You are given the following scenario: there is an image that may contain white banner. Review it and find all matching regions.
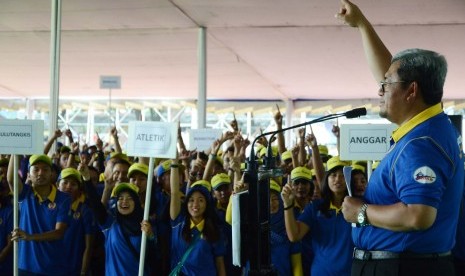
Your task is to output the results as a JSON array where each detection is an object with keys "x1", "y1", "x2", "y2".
[
  {"x1": 340, "y1": 123, "x2": 396, "y2": 160},
  {"x1": 0, "y1": 120, "x2": 44, "y2": 154},
  {"x1": 188, "y1": 128, "x2": 222, "y2": 151},
  {"x1": 126, "y1": 121, "x2": 177, "y2": 158}
]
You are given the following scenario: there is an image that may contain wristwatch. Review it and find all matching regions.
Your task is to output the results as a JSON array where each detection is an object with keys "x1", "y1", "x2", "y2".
[{"x1": 357, "y1": 203, "x2": 370, "y2": 226}]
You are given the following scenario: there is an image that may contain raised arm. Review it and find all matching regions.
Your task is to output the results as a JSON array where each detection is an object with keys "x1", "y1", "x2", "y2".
[
  {"x1": 306, "y1": 134, "x2": 325, "y2": 188},
  {"x1": 203, "y1": 131, "x2": 234, "y2": 181},
  {"x1": 281, "y1": 183, "x2": 310, "y2": 242},
  {"x1": 110, "y1": 126, "x2": 122, "y2": 154},
  {"x1": 297, "y1": 128, "x2": 306, "y2": 167},
  {"x1": 274, "y1": 108, "x2": 287, "y2": 155},
  {"x1": 64, "y1": 129, "x2": 74, "y2": 144},
  {"x1": 79, "y1": 162, "x2": 108, "y2": 225},
  {"x1": 177, "y1": 121, "x2": 187, "y2": 154},
  {"x1": 66, "y1": 142, "x2": 80, "y2": 168},
  {"x1": 44, "y1": 129, "x2": 62, "y2": 155},
  {"x1": 336, "y1": 0, "x2": 392, "y2": 81}
]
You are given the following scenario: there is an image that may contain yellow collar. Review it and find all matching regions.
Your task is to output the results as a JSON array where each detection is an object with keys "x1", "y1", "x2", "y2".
[
  {"x1": 71, "y1": 194, "x2": 86, "y2": 212},
  {"x1": 392, "y1": 103, "x2": 442, "y2": 143},
  {"x1": 216, "y1": 200, "x2": 226, "y2": 211},
  {"x1": 34, "y1": 185, "x2": 57, "y2": 203},
  {"x1": 190, "y1": 219, "x2": 205, "y2": 232},
  {"x1": 329, "y1": 201, "x2": 342, "y2": 214}
]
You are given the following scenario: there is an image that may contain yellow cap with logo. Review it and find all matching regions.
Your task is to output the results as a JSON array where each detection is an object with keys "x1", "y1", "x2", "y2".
[
  {"x1": 291, "y1": 166, "x2": 312, "y2": 181},
  {"x1": 211, "y1": 173, "x2": 231, "y2": 190}
]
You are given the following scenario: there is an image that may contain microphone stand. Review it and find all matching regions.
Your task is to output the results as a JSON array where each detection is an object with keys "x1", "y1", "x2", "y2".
[{"x1": 243, "y1": 108, "x2": 366, "y2": 275}]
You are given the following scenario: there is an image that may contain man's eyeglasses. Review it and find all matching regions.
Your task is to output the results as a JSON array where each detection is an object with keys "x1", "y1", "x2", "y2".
[{"x1": 379, "y1": 80, "x2": 406, "y2": 93}]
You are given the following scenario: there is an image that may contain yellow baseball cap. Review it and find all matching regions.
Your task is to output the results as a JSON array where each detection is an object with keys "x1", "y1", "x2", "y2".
[
  {"x1": 110, "y1": 152, "x2": 130, "y2": 163},
  {"x1": 60, "y1": 168, "x2": 82, "y2": 184},
  {"x1": 326, "y1": 156, "x2": 350, "y2": 171},
  {"x1": 211, "y1": 173, "x2": 231, "y2": 190},
  {"x1": 128, "y1": 163, "x2": 149, "y2": 178},
  {"x1": 352, "y1": 160, "x2": 367, "y2": 167},
  {"x1": 59, "y1": 146, "x2": 71, "y2": 154},
  {"x1": 111, "y1": 182, "x2": 139, "y2": 197},
  {"x1": 291, "y1": 166, "x2": 312, "y2": 182},
  {"x1": 29, "y1": 154, "x2": 52, "y2": 167},
  {"x1": 372, "y1": 161, "x2": 380, "y2": 170},
  {"x1": 318, "y1": 145, "x2": 329, "y2": 156},
  {"x1": 351, "y1": 164, "x2": 366, "y2": 174},
  {"x1": 259, "y1": 146, "x2": 278, "y2": 157},
  {"x1": 281, "y1": 150, "x2": 292, "y2": 161},
  {"x1": 270, "y1": 179, "x2": 281, "y2": 193},
  {"x1": 190, "y1": 179, "x2": 212, "y2": 192},
  {"x1": 156, "y1": 160, "x2": 185, "y2": 177}
]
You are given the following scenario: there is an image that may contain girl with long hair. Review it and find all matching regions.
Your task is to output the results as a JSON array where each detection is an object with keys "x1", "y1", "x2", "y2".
[
  {"x1": 169, "y1": 157, "x2": 226, "y2": 275},
  {"x1": 281, "y1": 156, "x2": 354, "y2": 275}
]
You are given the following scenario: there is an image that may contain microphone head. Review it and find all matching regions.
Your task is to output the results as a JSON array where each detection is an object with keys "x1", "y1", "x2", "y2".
[{"x1": 345, "y1": 107, "x2": 367, "y2": 119}]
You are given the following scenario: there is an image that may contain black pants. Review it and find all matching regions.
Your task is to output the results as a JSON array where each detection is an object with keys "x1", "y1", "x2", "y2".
[
  {"x1": 352, "y1": 256, "x2": 455, "y2": 276},
  {"x1": 454, "y1": 257, "x2": 465, "y2": 276}
]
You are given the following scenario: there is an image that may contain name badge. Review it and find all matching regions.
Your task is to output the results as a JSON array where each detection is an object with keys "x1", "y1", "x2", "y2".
[{"x1": 48, "y1": 202, "x2": 56, "y2": 210}]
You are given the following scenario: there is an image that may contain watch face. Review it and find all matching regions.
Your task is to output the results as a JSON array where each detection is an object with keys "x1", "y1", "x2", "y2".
[{"x1": 357, "y1": 213, "x2": 365, "y2": 224}]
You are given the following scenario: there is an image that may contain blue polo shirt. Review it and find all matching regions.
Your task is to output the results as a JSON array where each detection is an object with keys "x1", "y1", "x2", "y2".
[
  {"x1": 0, "y1": 199, "x2": 13, "y2": 276},
  {"x1": 298, "y1": 199, "x2": 353, "y2": 276},
  {"x1": 270, "y1": 214, "x2": 301, "y2": 276},
  {"x1": 101, "y1": 216, "x2": 150, "y2": 276},
  {"x1": 63, "y1": 195, "x2": 98, "y2": 275},
  {"x1": 171, "y1": 213, "x2": 226, "y2": 275},
  {"x1": 294, "y1": 203, "x2": 313, "y2": 276},
  {"x1": 353, "y1": 104, "x2": 464, "y2": 253},
  {"x1": 18, "y1": 184, "x2": 71, "y2": 275}
]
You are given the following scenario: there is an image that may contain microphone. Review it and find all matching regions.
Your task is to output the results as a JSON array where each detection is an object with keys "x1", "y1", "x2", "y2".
[
  {"x1": 344, "y1": 107, "x2": 367, "y2": 119},
  {"x1": 247, "y1": 107, "x2": 368, "y2": 170}
]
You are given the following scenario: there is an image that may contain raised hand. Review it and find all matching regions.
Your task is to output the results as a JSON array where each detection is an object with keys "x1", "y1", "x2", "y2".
[
  {"x1": 305, "y1": 133, "x2": 318, "y2": 148},
  {"x1": 77, "y1": 161, "x2": 90, "y2": 181},
  {"x1": 335, "y1": 0, "x2": 367, "y2": 28},
  {"x1": 53, "y1": 129, "x2": 63, "y2": 139},
  {"x1": 230, "y1": 113, "x2": 239, "y2": 133},
  {"x1": 274, "y1": 108, "x2": 283, "y2": 126},
  {"x1": 281, "y1": 183, "x2": 296, "y2": 207}
]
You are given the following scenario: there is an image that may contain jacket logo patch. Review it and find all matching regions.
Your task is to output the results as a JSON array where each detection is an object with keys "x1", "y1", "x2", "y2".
[{"x1": 413, "y1": 166, "x2": 436, "y2": 184}]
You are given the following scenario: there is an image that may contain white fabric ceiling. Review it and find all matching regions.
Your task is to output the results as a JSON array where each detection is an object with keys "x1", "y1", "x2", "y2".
[{"x1": 1, "y1": 0, "x2": 465, "y2": 101}]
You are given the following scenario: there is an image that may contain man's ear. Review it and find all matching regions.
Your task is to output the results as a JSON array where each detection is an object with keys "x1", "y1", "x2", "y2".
[{"x1": 405, "y1": 81, "x2": 419, "y2": 103}]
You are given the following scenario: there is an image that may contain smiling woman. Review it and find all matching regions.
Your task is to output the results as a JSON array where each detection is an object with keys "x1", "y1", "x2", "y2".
[
  {"x1": 85, "y1": 181, "x2": 156, "y2": 276},
  {"x1": 169, "y1": 158, "x2": 227, "y2": 276}
]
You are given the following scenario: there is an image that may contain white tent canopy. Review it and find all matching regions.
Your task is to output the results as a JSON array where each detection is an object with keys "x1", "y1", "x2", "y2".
[{"x1": 1, "y1": 0, "x2": 465, "y2": 102}]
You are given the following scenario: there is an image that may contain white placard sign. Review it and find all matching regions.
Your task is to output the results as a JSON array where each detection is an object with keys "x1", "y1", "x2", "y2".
[
  {"x1": 188, "y1": 128, "x2": 222, "y2": 151},
  {"x1": 340, "y1": 124, "x2": 396, "y2": 160},
  {"x1": 126, "y1": 121, "x2": 177, "y2": 158},
  {"x1": 100, "y1": 75, "x2": 121, "y2": 89},
  {"x1": 0, "y1": 120, "x2": 44, "y2": 154}
]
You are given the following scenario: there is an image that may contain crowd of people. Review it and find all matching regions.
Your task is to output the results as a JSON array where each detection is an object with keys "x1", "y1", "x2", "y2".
[{"x1": 0, "y1": 0, "x2": 464, "y2": 275}]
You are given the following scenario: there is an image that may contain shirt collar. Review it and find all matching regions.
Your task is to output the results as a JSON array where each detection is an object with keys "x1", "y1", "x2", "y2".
[
  {"x1": 71, "y1": 194, "x2": 86, "y2": 212},
  {"x1": 391, "y1": 103, "x2": 442, "y2": 143},
  {"x1": 190, "y1": 219, "x2": 205, "y2": 232},
  {"x1": 34, "y1": 185, "x2": 57, "y2": 203},
  {"x1": 329, "y1": 201, "x2": 342, "y2": 214},
  {"x1": 216, "y1": 200, "x2": 226, "y2": 211}
]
